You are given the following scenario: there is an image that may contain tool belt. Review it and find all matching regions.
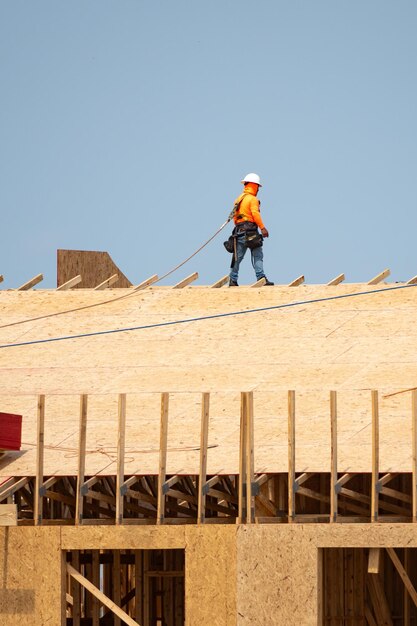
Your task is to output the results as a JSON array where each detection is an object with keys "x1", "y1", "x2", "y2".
[{"x1": 224, "y1": 222, "x2": 263, "y2": 255}]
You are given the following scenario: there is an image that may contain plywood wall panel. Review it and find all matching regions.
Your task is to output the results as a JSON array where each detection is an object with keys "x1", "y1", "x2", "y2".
[
  {"x1": 185, "y1": 525, "x2": 237, "y2": 626},
  {"x1": 0, "y1": 527, "x2": 62, "y2": 626},
  {"x1": 57, "y1": 249, "x2": 132, "y2": 288}
]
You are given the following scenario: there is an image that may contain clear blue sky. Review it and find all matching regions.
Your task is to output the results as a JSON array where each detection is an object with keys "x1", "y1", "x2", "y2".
[{"x1": 1, "y1": 1, "x2": 416, "y2": 287}]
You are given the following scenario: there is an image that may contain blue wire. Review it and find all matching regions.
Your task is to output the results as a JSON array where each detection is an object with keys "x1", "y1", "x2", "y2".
[{"x1": 1, "y1": 282, "x2": 416, "y2": 349}]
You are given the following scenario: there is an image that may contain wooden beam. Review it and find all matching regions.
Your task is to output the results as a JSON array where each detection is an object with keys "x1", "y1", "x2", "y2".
[
  {"x1": 0, "y1": 275, "x2": 3, "y2": 284},
  {"x1": 116, "y1": 394, "x2": 127, "y2": 525},
  {"x1": 412, "y1": 390, "x2": 417, "y2": 522},
  {"x1": 132, "y1": 274, "x2": 158, "y2": 291},
  {"x1": 386, "y1": 548, "x2": 417, "y2": 608},
  {"x1": 211, "y1": 275, "x2": 229, "y2": 288},
  {"x1": 251, "y1": 277, "x2": 266, "y2": 287},
  {"x1": 406, "y1": 275, "x2": 417, "y2": 285},
  {"x1": 197, "y1": 393, "x2": 210, "y2": 524},
  {"x1": 75, "y1": 394, "x2": 88, "y2": 525},
  {"x1": 367, "y1": 269, "x2": 390, "y2": 285},
  {"x1": 0, "y1": 504, "x2": 17, "y2": 526},
  {"x1": 246, "y1": 391, "x2": 255, "y2": 523},
  {"x1": 157, "y1": 393, "x2": 169, "y2": 524},
  {"x1": 34, "y1": 394, "x2": 45, "y2": 526},
  {"x1": 327, "y1": 273, "x2": 345, "y2": 286},
  {"x1": 67, "y1": 563, "x2": 140, "y2": 626},
  {"x1": 288, "y1": 275, "x2": 305, "y2": 287},
  {"x1": 330, "y1": 390, "x2": 338, "y2": 522},
  {"x1": 238, "y1": 392, "x2": 247, "y2": 523},
  {"x1": 94, "y1": 274, "x2": 119, "y2": 290},
  {"x1": 17, "y1": 273, "x2": 43, "y2": 290},
  {"x1": 368, "y1": 548, "x2": 381, "y2": 574},
  {"x1": 366, "y1": 574, "x2": 393, "y2": 626},
  {"x1": 371, "y1": 390, "x2": 379, "y2": 522},
  {"x1": 57, "y1": 275, "x2": 82, "y2": 290},
  {"x1": 288, "y1": 390, "x2": 296, "y2": 522},
  {"x1": 172, "y1": 272, "x2": 198, "y2": 289}
]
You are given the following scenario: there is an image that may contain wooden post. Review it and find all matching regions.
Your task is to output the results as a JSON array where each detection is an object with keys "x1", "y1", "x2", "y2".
[
  {"x1": 330, "y1": 391, "x2": 338, "y2": 522},
  {"x1": 197, "y1": 393, "x2": 210, "y2": 524},
  {"x1": 34, "y1": 394, "x2": 45, "y2": 526},
  {"x1": 75, "y1": 395, "x2": 88, "y2": 525},
  {"x1": 371, "y1": 390, "x2": 379, "y2": 522},
  {"x1": 157, "y1": 393, "x2": 169, "y2": 524},
  {"x1": 238, "y1": 392, "x2": 247, "y2": 523},
  {"x1": 246, "y1": 392, "x2": 255, "y2": 523},
  {"x1": 412, "y1": 390, "x2": 417, "y2": 522},
  {"x1": 288, "y1": 390, "x2": 296, "y2": 523},
  {"x1": 91, "y1": 550, "x2": 100, "y2": 626},
  {"x1": 116, "y1": 394, "x2": 127, "y2": 525},
  {"x1": 113, "y1": 550, "x2": 121, "y2": 626}
]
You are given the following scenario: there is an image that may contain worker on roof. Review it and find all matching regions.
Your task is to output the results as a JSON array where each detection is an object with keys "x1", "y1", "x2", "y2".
[{"x1": 228, "y1": 173, "x2": 274, "y2": 286}]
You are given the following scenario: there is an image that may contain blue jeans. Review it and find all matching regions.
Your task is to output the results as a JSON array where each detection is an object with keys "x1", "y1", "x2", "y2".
[{"x1": 229, "y1": 234, "x2": 265, "y2": 283}]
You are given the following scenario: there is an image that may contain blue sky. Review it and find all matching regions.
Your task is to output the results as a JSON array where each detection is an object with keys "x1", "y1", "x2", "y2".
[{"x1": 1, "y1": 1, "x2": 416, "y2": 287}]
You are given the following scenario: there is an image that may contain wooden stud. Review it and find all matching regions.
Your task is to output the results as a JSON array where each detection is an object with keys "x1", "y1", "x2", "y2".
[
  {"x1": 238, "y1": 392, "x2": 247, "y2": 523},
  {"x1": 67, "y1": 563, "x2": 139, "y2": 626},
  {"x1": 404, "y1": 549, "x2": 411, "y2": 626},
  {"x1": 371, "y1": 390, "x2": 379, "y2": 522},
  {"x1": 367, "y1": 268, "x2": 390, "y2": 285},
  {"x1": 366, "y1": 572, "x2": 393, "y2": 625},
  {"x1": 57, "y1": 275, "x2": 82, "y2": 290},
  {"x1": 197, "y1": 393, "x2": 210, "y2": 524},
  {"x1": 143, "y1": 551, "x2": 150, "y2": 626},
  {"x1": 132, "y1": 274, "x2": 159, "y2": 291},
  {"x1": 327, "y1": 273, "x2": 345, "y2": 286},
  {"x1": 34, "y1": 394, "x2": 45, "y2": 526},
  {"x1": 172, "y1": 272, "x2": 198, "y2": 289},
  {"x1": 71, "y1": 551, "x2": 81, "y2": 626},
  {"x1": 250, "y1": 277, "x2": 266, "y2": 287},
  {"x1": 75, "y1": 395, "x2": 88, "y2": 525},
  {"x1": 91, "y1": 550, "x2": 100, "y2": 626},
  {"x1": 246, "y1": 391, "x2": 255, "y2": 523},
  {"x1": 412, "y1": 390, "x2": 417, "y2": 522},
  {"x1": 211, "y1": 275, "x2": 229, "y2": 288},
  {"x1": 368, "y1": 548, "x2": 381, "y2": 574},
  {"x1": 386, "y1": 548, "x2": 417, "y2": 608},
  {"x1": 17, "y1": 273, "x2": 43, "y2": 290},
  {"x1": 116, "y1": 394, "x2": 127, "y2": 525},
  {"x1": 157, "y1": 393, "x2": 169, "y2": 524},
  {"x1": 94, "y1": 274, "x2": 119, "y2": 290},
  {"x1": 113, "y1": 550, "x2": 121, "y2": 626},
  {"x1": 288, "y1": 390, "x2": 296, "y2": 523},
  {"x1": 406, "y1": 275, "x2": 417, "y2": 285},
  {"x1": 330, "y1": 390, "x2": 338, "y2": 522},
  {"x1": 288, "y1": 275, "x2": 305, "y2": 287}
]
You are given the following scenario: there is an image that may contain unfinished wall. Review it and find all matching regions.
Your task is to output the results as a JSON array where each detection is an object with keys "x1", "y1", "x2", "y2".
[
  {"x1": 0, "y1": 527, "x2": 62, "y2": 626},
  {"x1": 236, "y1": 524, "x2": 417, "y2": 626}
]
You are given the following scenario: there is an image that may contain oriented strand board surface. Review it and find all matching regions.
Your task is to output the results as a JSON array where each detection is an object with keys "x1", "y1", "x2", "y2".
[
  {"x1": 1, "y1": 283, "x2": 417, "y2": 476},
  {"x1": 57, "y1": 249, "x2": 132, "y2": 288},
  {"x1": 0, "y1": 527, "x2": 62, "y2": 625},
  {"x1": 236, "y1": 524, "x2": 417, "y2": 626}
]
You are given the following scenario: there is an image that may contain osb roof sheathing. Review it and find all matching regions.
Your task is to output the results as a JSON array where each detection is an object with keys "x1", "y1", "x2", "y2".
[{"x1": 0, "y1": 283, "x2": 416, "y2": 477}]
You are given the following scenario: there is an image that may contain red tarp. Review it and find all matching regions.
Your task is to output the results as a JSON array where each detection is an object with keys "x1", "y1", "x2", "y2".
[{"x1": 0, "y1": 412, "x2": 22, "y2": 450}]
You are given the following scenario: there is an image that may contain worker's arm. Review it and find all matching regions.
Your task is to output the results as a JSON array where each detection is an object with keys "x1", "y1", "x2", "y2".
[{"x1": 250, "y1": 197, "x2": 268, "y2": 235}]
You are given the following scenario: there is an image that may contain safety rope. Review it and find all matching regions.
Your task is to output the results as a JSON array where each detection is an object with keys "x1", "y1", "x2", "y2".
[
  {"x1": 1, "y1": 282, "x2": 416, "y2": 350},
  {"x1": 0, "y1": 216, "x2": 232, "y2": 331}
]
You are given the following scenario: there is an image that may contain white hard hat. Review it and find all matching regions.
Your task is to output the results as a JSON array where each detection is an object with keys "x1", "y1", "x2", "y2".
[{"x1": 241, "y1": 172, "x2": 262, "y2": 187}]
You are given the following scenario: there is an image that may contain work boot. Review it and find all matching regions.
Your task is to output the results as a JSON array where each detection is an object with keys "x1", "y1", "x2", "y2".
[
  {"x1": 229, "y1": 279, "x2": 239, "y2": 287},
  {"x1": 262, "y1": 277, "x2": 274, "y2": 286}
]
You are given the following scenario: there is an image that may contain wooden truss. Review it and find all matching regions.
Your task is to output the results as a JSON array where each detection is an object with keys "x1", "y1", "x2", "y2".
[{"x1": 2, "y1": 389, "x2": 417, "y2": 525}]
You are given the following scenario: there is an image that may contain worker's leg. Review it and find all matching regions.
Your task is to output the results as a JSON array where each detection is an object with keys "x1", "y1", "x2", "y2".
[
  {"x1": 251, "y1": 245, "x2": 265, "y2": 280},
  {"x1": 229, "y1": 236, "x2": 247, "y2": 284}
]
